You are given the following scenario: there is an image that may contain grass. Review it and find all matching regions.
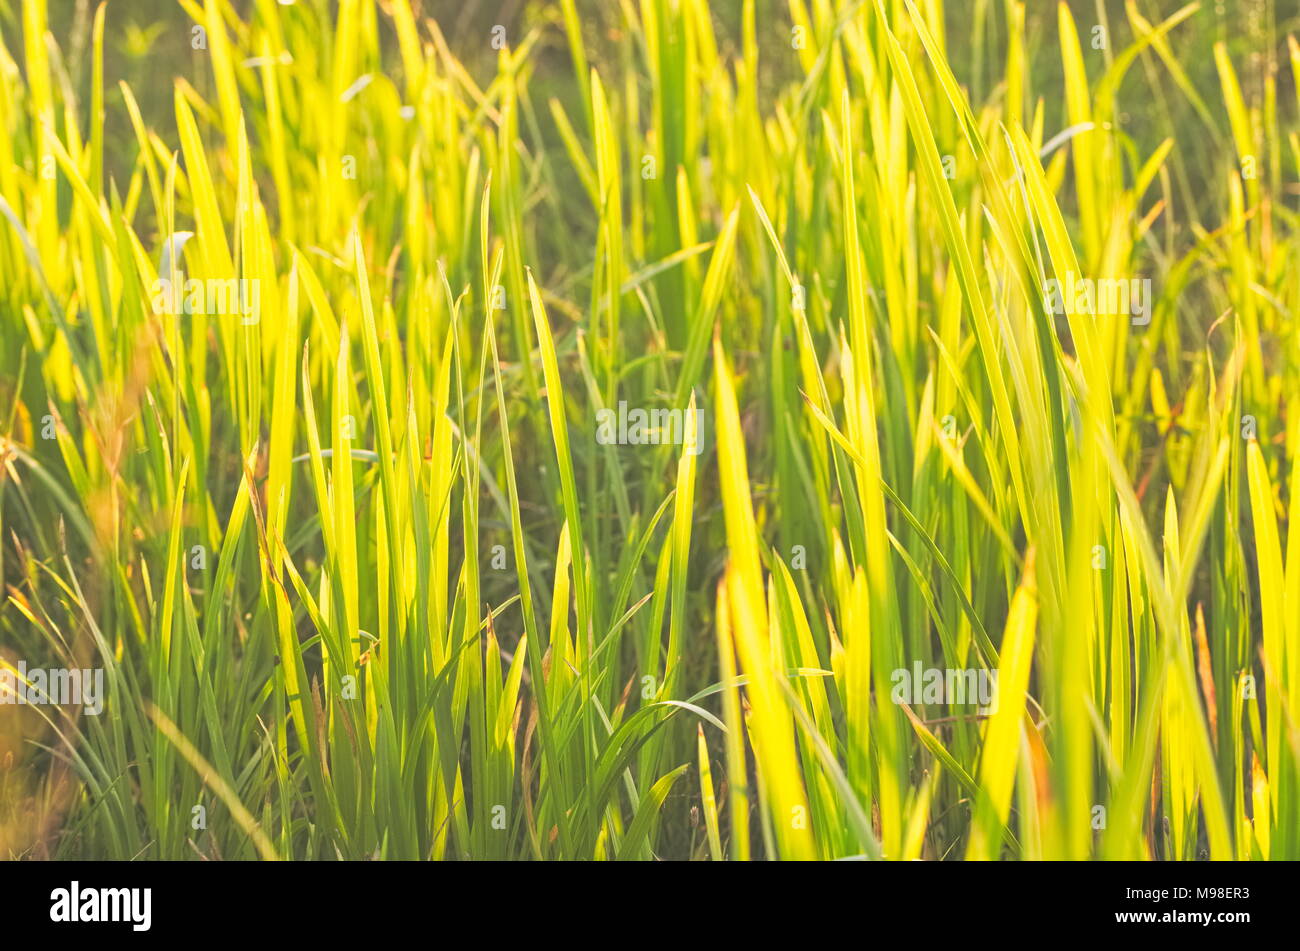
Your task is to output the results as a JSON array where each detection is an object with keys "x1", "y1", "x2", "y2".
[{"x1": 0, "y1": 0, "x2": 1297, "y2": 860}]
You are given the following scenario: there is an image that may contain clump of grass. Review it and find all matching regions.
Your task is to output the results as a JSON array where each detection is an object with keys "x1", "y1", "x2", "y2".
[{"x1": 0, "y1": 0, "x2": 1297, "y2": 860}]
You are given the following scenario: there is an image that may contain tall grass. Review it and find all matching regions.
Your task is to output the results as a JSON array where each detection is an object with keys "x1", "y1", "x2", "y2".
[{"x1": 0, "y1": 0, "x2": 1297, "y2": 860}]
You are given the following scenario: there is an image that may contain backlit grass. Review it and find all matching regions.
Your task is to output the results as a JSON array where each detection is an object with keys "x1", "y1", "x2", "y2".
[{"x1": 1, "y1": 0, "x2": 1298, "y2": 860}]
